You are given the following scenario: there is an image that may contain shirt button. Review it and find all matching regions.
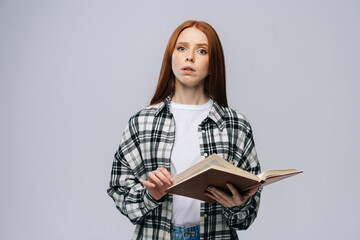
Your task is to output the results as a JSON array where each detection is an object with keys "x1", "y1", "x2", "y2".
[
  {"x1": 204, "y1": 214, "x2": 208, "y2": 218},
  {"x1": 204, "y1": 153, "x2": 208, "y2": 157},
  {"x1": 202, "y1": 130, "x2": 205, "y2": 133}
]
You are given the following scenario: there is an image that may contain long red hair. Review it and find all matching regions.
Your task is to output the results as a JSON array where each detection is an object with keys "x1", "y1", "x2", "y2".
[{"x1": 150, "y1": 20, "x2": 228, "y2": 107}]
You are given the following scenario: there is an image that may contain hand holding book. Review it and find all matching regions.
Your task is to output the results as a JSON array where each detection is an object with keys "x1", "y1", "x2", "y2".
[{"x1": 205, "y1": 183, "x2": 259, "y2": 208}]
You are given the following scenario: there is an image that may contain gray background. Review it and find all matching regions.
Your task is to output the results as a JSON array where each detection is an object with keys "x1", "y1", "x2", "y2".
[{"x1": 1, "y1": 0, "x2": 359, "y2": 239}]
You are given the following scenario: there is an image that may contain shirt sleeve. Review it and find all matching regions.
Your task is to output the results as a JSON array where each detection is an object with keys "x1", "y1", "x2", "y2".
[
  {"x1": 106, "y1": 119, "x2": 164, "y2": 224},
  {"x1": 222, "y1": 123, "x2": 262, "y2": 230}
]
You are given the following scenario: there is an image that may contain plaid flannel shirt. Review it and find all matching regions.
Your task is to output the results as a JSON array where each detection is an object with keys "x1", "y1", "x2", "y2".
[{"x1": 107, "y1": 96, "x2": 261, "y2": 240}]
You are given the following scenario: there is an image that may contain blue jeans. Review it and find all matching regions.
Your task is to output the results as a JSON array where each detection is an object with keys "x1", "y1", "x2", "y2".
[{"x1": 171, "y1": 224, "x2": 200, "y2": 240}]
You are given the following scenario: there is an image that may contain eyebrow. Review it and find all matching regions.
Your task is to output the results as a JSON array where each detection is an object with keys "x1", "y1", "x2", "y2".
[{"x1": 176, "y1": 41, "x2": 209, "y2": 47}]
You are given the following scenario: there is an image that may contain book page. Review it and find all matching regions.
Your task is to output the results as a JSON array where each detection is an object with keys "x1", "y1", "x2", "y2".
[
  {"x1": 258, "y1": 169, "x2": 302, "y2": 181},
  {"x1": 173, "y1": 154, "x2": 256, "y2": 184},
  {"x1": 173, "y1": 155, "x2": 231, "y2": 184}
]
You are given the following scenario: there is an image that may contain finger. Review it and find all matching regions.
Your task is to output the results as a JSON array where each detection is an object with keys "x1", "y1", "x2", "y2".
[
  {"x1": 204, "y1": 192, "x2": 216, "y2": 201},
  {"x1": 153, "y1": 169, "x2": 172, "y2": 186},
  {"x1": 249, "y1": 186, "x2": 260, "y2": 195},
  {"x1": 208, "y1": 186, "x2": 229, "y2": 200},
  {"x1": 143, "y1": 180, "x2": 166, "y2": 201},
  {"x1": 226, "y1": 183, "x2": 240, "y2": 198},
  {"x1": 159, "y1": 167, "x2": 175, "y2": 183},
  {"x1": 234, "y1": 187, "x2": 259, "y2": 206},
  {"x1": 148, "y1": 171, "x2": 164, "y2": 186},
  {"x1": 207, "y1": 186, "x2": 234, "y2": 207},
  {"x1": 157, "y1": 168, "x2": 174, "y2": 185},
  {"x1": 244, "y1": 186, "x2": 260, "y2": 198},
  {"x1": 205, "y1": 191, "x2": 227, "y2": 206},
  {"x1": 142, "y1": 180, "x2": 155, "y2": 188},
  {"x1": 209, "y1": 192, "x2": 234, "y2": 208}
]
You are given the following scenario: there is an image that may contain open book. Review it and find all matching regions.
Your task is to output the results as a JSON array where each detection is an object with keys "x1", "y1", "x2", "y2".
[{"x1": 165, "y1": 154, "x2": 302, "y2": 203}]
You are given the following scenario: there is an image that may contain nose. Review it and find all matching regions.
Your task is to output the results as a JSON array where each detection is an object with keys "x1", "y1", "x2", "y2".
[{"x1": 186, "y1": 51, "x2": 195, "y2": 63}]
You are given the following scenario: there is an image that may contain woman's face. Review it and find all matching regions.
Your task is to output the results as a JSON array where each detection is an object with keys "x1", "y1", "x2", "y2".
[{"x1": 171, "y1": 27, "x2": 209, "y2": 89}]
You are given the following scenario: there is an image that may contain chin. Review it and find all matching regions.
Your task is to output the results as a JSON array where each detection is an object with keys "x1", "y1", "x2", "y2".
[{"x1": 177, "y1": 80, "x2": 204, "y2": 88}]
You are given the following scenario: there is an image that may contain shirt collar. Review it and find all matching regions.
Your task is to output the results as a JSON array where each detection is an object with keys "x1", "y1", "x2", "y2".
[
  {"x1": 208, "y1": 99, "x2": 226, "y2": 131},
  {"x1": 154, "y1": 94, "x2": 226, "y2": 131},
  {"x1": 154, "y1": 94, "x2": 172, "y2": 116}
]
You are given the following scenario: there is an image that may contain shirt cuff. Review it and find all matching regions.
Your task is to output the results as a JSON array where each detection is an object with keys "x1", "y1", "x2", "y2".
[
  {"x1": 223, "y1": 195, "x2": 253, "y2": 218},
  {"x1": 143, "y1": 189, "x2": 167, "y2": 210}
]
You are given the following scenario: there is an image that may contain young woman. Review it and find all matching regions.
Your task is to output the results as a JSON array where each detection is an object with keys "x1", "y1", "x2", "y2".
[{"x1": 107, "y1": 20, "x2": 261, "y2": 240}]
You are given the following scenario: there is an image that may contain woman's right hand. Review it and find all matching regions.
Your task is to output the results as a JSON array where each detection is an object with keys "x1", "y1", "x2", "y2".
[{"x1": 142, "y1": 167, "x2": 174, "y2": 201}]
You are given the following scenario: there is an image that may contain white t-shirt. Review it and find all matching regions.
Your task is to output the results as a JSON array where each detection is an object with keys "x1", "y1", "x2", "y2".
[{"x1": 169, "y1": 99, "x2": 213, "y2": 226}]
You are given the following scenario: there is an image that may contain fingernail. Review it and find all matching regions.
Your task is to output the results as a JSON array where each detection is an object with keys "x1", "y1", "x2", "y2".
[
  {"x1": 207, "y1": 186, "x2": 212, "y2": 192},
  {"x1": 167, "y1": 181, "x2": 172, "y2": 185}
]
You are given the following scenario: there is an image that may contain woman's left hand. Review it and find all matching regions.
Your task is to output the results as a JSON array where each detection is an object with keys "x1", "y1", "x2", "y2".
[{"x1": 205, "y1": 183, "x2": 259, "y2": 208}]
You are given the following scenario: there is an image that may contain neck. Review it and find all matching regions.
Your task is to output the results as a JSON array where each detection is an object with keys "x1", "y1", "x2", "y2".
[{"x1": 172, "y1": 83, "x2": 209, "y2": 105}]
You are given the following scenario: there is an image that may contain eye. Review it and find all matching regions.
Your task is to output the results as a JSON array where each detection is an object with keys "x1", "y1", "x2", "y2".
[
  {"x1": 198, "y1": 49, "x2": 208, "y2": 55},
  {"x1": 177, "y1": 46, "x2": 186, "y2": 51}
]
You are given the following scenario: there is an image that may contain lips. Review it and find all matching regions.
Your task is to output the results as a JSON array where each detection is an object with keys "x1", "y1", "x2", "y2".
[{"x1": 181, "y1": 66, "x2": 195, "y2": 72}]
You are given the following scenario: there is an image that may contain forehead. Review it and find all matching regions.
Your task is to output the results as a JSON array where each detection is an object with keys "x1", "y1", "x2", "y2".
[{"x1": 176, "y1": 27, "x2": 208, "y2": 44}]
